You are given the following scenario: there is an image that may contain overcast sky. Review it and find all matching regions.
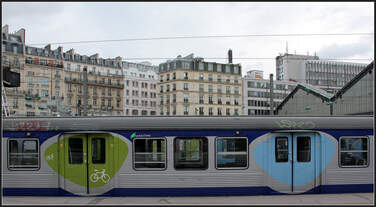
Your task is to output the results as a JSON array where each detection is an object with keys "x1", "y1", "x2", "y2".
[{"x1": 2, "y1": 2, "x2": 374, "y2": 78}]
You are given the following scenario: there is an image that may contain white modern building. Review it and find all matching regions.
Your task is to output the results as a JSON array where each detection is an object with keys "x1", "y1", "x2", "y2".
[
  {"x1": 276, "y1": 53, "x2": 367, "y2": 93},
  {"x1": 242, "y1": 70, "x2": 297, "y2": 115},
  {"x1": 122, "y1": 61, "x2": 158, "y2": 116}
]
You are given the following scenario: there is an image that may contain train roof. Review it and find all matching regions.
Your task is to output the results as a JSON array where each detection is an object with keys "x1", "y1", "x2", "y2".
[{"x1": 2, "y1": 116, "x2": 374, "y2": 131}]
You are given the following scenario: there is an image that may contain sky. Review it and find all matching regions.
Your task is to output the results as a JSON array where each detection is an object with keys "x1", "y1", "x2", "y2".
[{"x1": 2, "y1": 2, "x2": 374, "y2": 78}]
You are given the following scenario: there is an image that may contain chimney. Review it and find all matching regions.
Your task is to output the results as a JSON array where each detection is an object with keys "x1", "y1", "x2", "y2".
[
  {"x1": 228, "y1": 49, "x2": 233, "y2": 64},
  {"x1": 45, "y1": 44, "x2": 51, "y2": 50}
]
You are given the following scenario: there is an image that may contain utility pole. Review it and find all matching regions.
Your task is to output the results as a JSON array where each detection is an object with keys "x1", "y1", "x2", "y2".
[
  {"x1": 270, "y1": 73, "x2": 274, "y2": 116},
  {"x1": 83, "y1": 66, "x2": 88, "y2": 117}
]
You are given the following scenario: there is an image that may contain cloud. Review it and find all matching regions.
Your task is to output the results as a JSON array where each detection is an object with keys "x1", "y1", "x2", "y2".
[{"x1": 317, "y1": 37, "x2": 374, "y2": 59}]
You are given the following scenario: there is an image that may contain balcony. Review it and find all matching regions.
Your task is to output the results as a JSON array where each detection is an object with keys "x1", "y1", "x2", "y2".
[
  {"x1": 64, "y1": 77, "x2": 124, "y2": 88},
  {"x1": 25, "y1": 59, "x2": 63, "y2": 68},
  {"x1": 1, "y1": 60, "x2": 24, "y2": 69}
]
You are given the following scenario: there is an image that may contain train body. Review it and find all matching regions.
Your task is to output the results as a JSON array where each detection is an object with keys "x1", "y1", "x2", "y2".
[{"x1": 2, "y1": 116, "x2": 374, "y2": 196}]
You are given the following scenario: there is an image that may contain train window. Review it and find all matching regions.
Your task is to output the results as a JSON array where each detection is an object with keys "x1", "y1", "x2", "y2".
[
  {"x1": 68, "y1": 138, "x2": 83, "y2": 164},
  {"x1": 133, "y1": 138, "x2": 166, "y2": 170},
  {"x1": 8, "y1": 139, "x2": 40, "y2": 170},
  {"x1": 297, "y1": 137, "x2": 311, "y2": 162},
  {"x1": 92, "y1": 138, "x2": 105, "y2": 164},
  {"x1": 275, "y1": 137, "x2": 288, "y2": 162},
  {"x1": 216, "y1": 137, "x2": 248, "y2": 169},
  {"x1": 339, "y1": 137, "x2": 369, "y2": 167},
  {"x1": 174, "y1": 137, "x2": 208, "y2": 170}
]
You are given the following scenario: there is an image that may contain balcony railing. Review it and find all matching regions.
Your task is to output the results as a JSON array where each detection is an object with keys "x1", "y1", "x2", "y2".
[
  {"x1": 64, "y1": 77, "x2": 124, "y2": 88},
  {"x1": 25, "y1": 59, "x2": 63, "y2": 68}
]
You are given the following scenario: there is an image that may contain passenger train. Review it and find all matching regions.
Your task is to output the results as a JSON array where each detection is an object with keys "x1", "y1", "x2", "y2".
[{"x1": 2, "y1": 116, "x2": 373, "y2": 196}]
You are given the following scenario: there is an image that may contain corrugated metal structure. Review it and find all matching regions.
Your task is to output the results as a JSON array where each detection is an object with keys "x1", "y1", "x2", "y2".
[{"x1": 276, "y1": 61, "x2": 374, "y2": 116}]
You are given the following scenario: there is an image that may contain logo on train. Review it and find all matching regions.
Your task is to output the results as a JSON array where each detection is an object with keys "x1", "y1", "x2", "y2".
[{"x1": 90, "y1": 169, "x2": 110, "y2": 184}]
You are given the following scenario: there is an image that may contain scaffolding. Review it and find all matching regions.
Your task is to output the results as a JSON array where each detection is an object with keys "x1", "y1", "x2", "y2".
[{"x1": 2, "y1": 82, "x2": 10, "y2": 117}]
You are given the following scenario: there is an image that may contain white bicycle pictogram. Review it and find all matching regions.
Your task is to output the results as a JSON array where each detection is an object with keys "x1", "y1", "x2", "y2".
[{"x1": 90, "y1": 169, "x2": 110, "y2": 184}]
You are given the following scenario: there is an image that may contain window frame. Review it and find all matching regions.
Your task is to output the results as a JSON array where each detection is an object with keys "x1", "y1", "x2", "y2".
[
  {"x1": 173, "y1": 137, "x2": 208, "y2": 170},
  {"x1": 338, "y1": 136, "x2": 369, "y2": 168},
  {"x1": 132, "y1": 137, "x2": 167, "y2": 171},
  {"x1": 215, "y1": 137, "x2": 249, "y2": 170},
  {"x1": 7, "y1": 138, "x2": 40, "y2": 171}
]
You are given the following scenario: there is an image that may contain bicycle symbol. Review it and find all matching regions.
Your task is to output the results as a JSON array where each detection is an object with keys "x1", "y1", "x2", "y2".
[{"x1": 90, "y1": 169, "x2": 110, "y2": 184}]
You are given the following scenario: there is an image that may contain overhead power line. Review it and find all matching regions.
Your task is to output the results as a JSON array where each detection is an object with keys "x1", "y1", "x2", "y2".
[{"x1": 27, "y1": 32, "x2": 374, "y2": 46}]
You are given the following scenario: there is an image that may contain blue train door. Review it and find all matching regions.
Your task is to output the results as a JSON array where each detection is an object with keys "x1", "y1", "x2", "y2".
[{"x1": 269, "y1": 132, "x2": 318, "y2": 194}]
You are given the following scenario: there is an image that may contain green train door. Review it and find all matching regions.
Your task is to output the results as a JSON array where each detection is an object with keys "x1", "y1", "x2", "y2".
[{"x1": 60, "y1": 133, "x2": 115, "y2": 195}]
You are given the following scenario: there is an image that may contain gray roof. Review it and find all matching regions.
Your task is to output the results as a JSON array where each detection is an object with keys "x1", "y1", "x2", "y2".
[{"x1": 276, "y1": 83, "x2": 334, "y2": 111}]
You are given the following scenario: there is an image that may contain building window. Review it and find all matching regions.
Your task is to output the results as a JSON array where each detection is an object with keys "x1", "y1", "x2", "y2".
[
  {"x1": 199, "y1": 95, "x2": 204, "y2": 104},
  {"x1": 208, "y1": 107, "x2": 213, "y2": 116},
  {"x1": 208, "y1": 85, "x2": 213, "y2": 93},
  {"x1": 8, "y1": 139, "x2": 40, "y2": 170},
  {"x1": 234, "y1": 109, "x2": 239, "y2": 116},
  {"x1": 217, "y1": 75, "x2": 222, "y2": 82},
  {"x1": 184, "y1": 106, "x2": 189, "y2": 115},
  {"x1": 199, "y1": 107, "x2": 204, "y2": 116},
  {"x1": 226, "y1": 76, "x2": 230, "y2": 83},
  {"x1": 217, "y1": 96, "x2": 222, "y2": 104},
  {"x1": 226, "y1": 86, "x2": 230, "y2": 94},
  {"x1": 184, "y1": 72, "x2": 188, "y2": 79},
  {"x1": 339, "y1": 137, "x2": 368, "y2": 167},
  {"x1": 133, "y1": 138, "x2": 166, "y2": 170},
  {"x1": 217, "y1": 108, "x2": 222, "y2": 115},
  {"x1": 173, "y1": 72, "x2": 176, "y2": 80},
  {"x1": 226, "y1": 96, "x2": 230, "y2": 105},
  {"x1": 199, "y1": 73, "x2": 204, "y2": 80},
  {"x1": 216, "y1": 137, "x2": 248, "y2": 169},
  {"x1": 174, "y1": 137, "x2": 208, "y2": 170},
  {"x1": 226, "y1": 108, "x2": 230, "y2": 116},
  {"x1": 209, "y1": 95, "x2": 213, "y2": 104},
  {"x1": 173, "y1": 83, "x2": 176, "y2": 91},
  {"x1": 199, "y1": 84, "x2": 204, "y2": 92},
  {"x1": 184, "y1": 83, "x2": 188, "y2": 90},
  {"x1": 208, "y1": 74, "x2": 213, "y2": 81},
  {"x1": 184, "y1": 94, "x2": 189, "y2": 103},
  {"x1": 234, "y1": 87, "x2": 239, "y2": 94},
  {"x1": 217, "y1": 85, "x2": 222, "y2": 93}
]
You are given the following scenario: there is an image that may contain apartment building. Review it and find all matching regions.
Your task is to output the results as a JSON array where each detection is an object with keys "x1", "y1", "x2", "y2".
[
  {"x1": 242, "y1": 70, "x2": 297, "y2": 115},
  {"x1": 63, "y1": 50, "x2": 124, "y2": 116},
  {"x1": 2, "y1": 25, "x2": 26, "y2": 116},
  {"x1": 122, "y1": 61, "x2": 158, "y2": 116},
  {"x1": 158, "y1": 51, "x2": 242, "y2": 116}
]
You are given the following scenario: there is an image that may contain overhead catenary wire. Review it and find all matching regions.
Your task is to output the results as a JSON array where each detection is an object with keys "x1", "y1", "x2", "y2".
[{"x1": 27, "y1": 32, "x2": 375, "y2": 46}]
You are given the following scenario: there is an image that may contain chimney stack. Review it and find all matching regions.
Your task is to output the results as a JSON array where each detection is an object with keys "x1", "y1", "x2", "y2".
[{"x1": 228, "y1": 49, "x2": 233, "y2": 64}]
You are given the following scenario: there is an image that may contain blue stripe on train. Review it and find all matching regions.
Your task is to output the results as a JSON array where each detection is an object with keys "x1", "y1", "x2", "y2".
[{"x1": 3, "y1": 184, "x2": 373, "y2": 197}]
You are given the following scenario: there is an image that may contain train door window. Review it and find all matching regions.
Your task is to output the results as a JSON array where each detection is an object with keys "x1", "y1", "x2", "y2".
[
  {"x1": 133, "y1": 138, "x2": 166, "y2": 170},
  {"x1": 92, "y1": 138, "x2": 105, "y2": 164},
  {"x1": 174, "y1": 137, "x2": 208, "y2": 170},
  {"x1": 339, "y1": 137, "x2": 369, "y2": 167},
  {"x1": 68, "y1": 138, "x2": 83, "y2": 164},
  {"x1": 216, "y1": 137, "x2": 248, "y2": 169},
  {"x1": 8, "y1": 139, "x2": 40, "y2": 170},
  {"x1": 275, "y1": 137, "x2": 288, "y2": 162},
  {"x1": 297, "y1": 137, "x2": 311, "y2": 162}
]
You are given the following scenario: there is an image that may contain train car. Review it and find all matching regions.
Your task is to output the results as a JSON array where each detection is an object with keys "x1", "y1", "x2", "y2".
[{"x1": 2, "y1": 116, "x2": 373, "y2": 196}]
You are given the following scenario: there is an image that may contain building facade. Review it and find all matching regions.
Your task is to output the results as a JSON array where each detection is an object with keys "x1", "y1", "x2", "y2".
[
  {"x1": 122, "y1": 61, "x2": 158, "y2": 116},
  {"x1": 242, "y1": 73, "x2": 297, "y2": 115},
  {"x1": 2, "y1": 25, "x2": 26, "y2": 116},
  {"x1": 63, "y1": 50, "x2": 124, "y2": 116},
  {"x1": 276, "y1": 53, "x2": 367, "y2": 93},
  {"x1": 158, "y1": 53, "x2": 242, "y2": 116}
]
